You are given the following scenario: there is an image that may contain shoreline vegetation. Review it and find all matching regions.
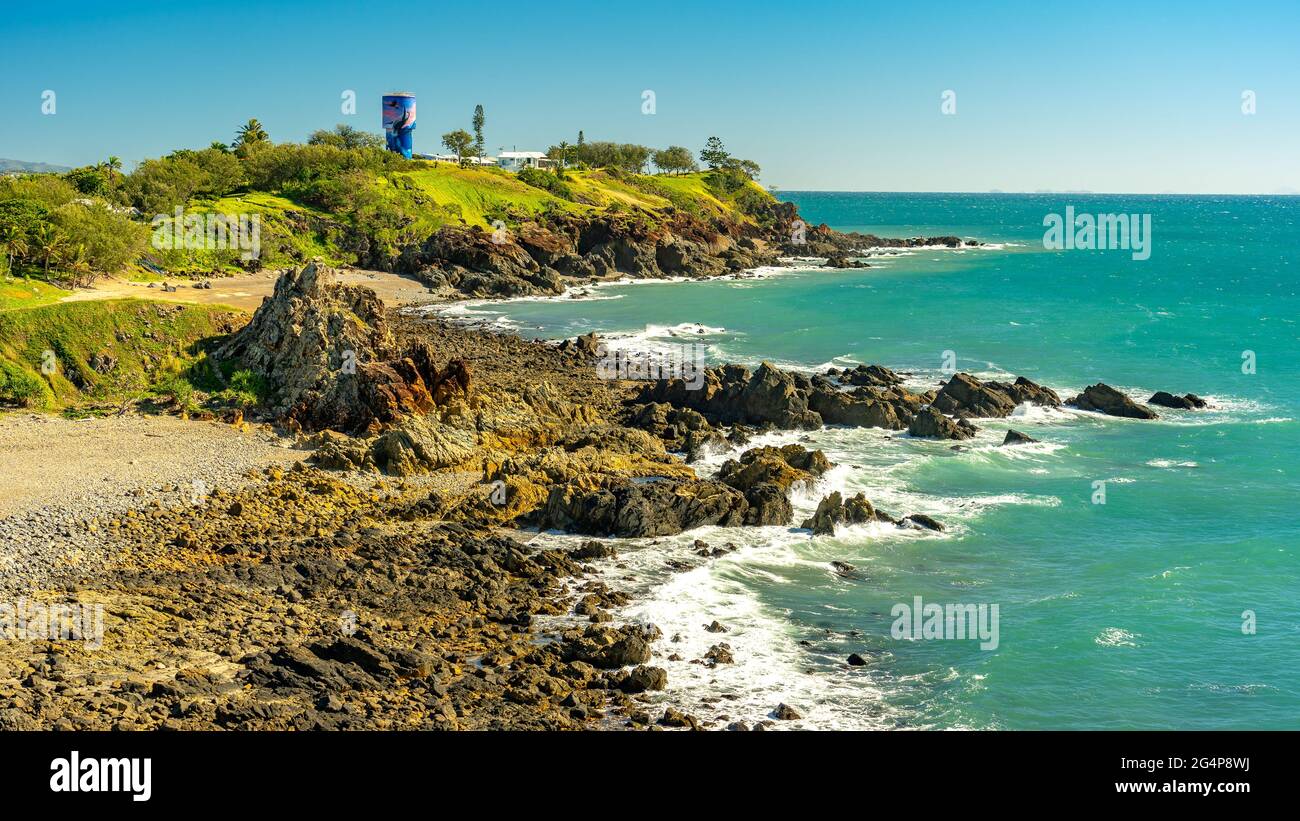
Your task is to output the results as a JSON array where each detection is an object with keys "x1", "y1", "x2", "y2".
[{"x1": 0, "y1": 132, "x2": 1206, "y2": 731}]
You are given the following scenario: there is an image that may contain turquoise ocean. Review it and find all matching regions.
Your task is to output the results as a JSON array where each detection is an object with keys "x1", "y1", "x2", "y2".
[{"x1": 433, "y1": 193, "x2": 1299, "y2": 729}]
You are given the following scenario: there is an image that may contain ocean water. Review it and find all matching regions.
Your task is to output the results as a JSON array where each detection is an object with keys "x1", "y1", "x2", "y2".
[{"x1": 436, "y1": 193, "x2": 1300, "y2": 729}]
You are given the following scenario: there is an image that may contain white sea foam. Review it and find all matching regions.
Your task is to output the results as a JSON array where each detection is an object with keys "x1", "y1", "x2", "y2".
[{"x1": 1095, "y1": 627, "x2": 1140, "y2": 648}]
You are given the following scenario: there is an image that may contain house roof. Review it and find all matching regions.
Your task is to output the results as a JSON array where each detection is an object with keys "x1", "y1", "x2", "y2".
[{"x1": 498, "y1": 151, "x2": 548, "y2": 159}]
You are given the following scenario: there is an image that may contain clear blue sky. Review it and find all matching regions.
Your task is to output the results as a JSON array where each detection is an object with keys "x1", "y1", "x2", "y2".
[{"x1": 2, "y1": 0, "x2": 1297, "y2": 193}]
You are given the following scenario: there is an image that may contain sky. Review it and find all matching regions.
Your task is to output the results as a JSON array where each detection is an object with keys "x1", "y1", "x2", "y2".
[{"x1": 1, "y1": 0, "x2": 1297, "y2": 193}]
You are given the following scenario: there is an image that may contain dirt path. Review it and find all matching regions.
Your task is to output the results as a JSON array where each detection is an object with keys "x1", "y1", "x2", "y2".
[{"x1": 61, "y1": 268, "x2": 446, "y2": 312}]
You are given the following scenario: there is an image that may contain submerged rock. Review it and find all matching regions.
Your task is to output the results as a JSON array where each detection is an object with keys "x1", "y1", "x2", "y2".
[
  {"x1": 901, "y1": 513, "x2": 945, "y2": 532},
  {"x1": 773, "y1": 703, "x2": 802, "y2": 721},
  {"x1": 1001, "y1": 429, "x2": 1038, "y2": 446}
]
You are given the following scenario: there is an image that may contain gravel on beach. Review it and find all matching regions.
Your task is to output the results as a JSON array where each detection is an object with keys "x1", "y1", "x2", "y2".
[{"x1": 0, "y1": 412, "x2": 307, "y2": 594}]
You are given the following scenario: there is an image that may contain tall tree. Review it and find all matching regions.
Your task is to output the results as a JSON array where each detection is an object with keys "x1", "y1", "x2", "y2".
[
  {"x1": 699, "y1": 136, "x2": 729, "y2": 169},
  {"x1": 33, "y1": 222, "x2": 67, "y2": 275},
  {"x1": 234, "y1": 119, "x2": 269, "y2": 154},
  {"x1": 0, "y1": 224, "x2": 30, "y2": 276},
  {"x1": 441, "y1": 129, "x2": 475, "y2": 165},
  {"x1": 653, "y1": 146, "x2": 696, "y2": 175},
  {"x1": 65, "y1": 244, "x2": 95, "y2": 288},
  {"x1": 472, "y1": 105, "x2": 486, "y2": 158}
]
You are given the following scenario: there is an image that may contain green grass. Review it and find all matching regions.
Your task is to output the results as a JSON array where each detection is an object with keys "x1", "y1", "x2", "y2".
[
  {"x1": 133, "y1": 162, "x2": 778, "y2": 278},
  {"x1": 149, "y1": 191, "x2": 345, "y2": 274},
  {"x1": 394, "y1": 163, "x2": 578, "y2": 226},
  {"x1": 0, "y1": 298, "x2": 242, "y2": 409},
  {"x1": 0, "y1": 277, "x2": 71, "y2": 311}
]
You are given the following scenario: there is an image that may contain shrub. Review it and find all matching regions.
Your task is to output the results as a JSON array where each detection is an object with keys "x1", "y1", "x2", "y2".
[
  {"x1": 516, "y1": 167, "x2": 574, "y2": 200},
  {"x1": 50, "y1": 202, "x2": 149, "y2": 275},
  {"x1": 0, "y1": 359, "x2": 52, "y2": 407}
]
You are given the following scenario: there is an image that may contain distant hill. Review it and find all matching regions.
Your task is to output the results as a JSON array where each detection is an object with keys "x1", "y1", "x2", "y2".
[{"x1": 0, "y1": 158, "x2": 71, "y2": 175}]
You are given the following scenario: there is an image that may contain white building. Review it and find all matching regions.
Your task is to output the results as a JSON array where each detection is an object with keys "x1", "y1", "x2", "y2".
[
  {"x1": 495, "y1": 151, "x2": 555, "y2": 172},
  {"x1": 416, "y1": 154, "x2": 497, "y2": 166}
]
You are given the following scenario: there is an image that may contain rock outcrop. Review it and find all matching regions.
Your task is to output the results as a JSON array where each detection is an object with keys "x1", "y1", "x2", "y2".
[
  {"x1": 717, "y1": 444, "x2": 831, "y2": 526},
  {"x1": 635, "y1": 361, "x2": 925, "y2": 433},
  {"x1": 412, "y1": 209, "x2": 778, "y2": 299},
  {"x1": 801, "y1": 491, "x2": 891, "y2": 535},
  {"x1": 216, "y1": 262, "x2": 469, "y2": 433},
  {"x1": 534, "y1": 477, "x2": 748, "y2": 537},
  {"x1": 1001, "y1": 429, "x2": 1038, "y2": 446},
  {"x1": 930, "y1": 373, "x2": 1060, "y2": 419},
  {"x1": 1148, "y1": 391, "x2": 1208, "y2": 410},
  {"x1": 908, "y1": 406, "x2": 977, "y2": 439},
  {"x1": 1067, "y1": 383, "x2": 1157, "y2": 419}
]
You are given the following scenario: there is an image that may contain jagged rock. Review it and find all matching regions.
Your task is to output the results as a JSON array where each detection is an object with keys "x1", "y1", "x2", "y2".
[
  {"x1": 535, "y1": 477, "x2": 748, "y2": 537},
  {"x1": 801, "y1": 491, "x2": 884, "y2": 535},
  {"x1": 636, "y1": 361, "x2": 822, "y2": 429},
  {"x1": 1067, "y1": 383, "x2": 1157, "y2": 419},
  {"x1": 561, "y1": 624, "x2": 657, "y2": 669},
  {"x1": 1001, "y1": 429, "x2": 1038, "y2": 446},
  {"x1": 215, "y1": 262, "x2": 469, "y2": 432},
  {"x1": 703, "y1": 643, "x2": 734, "y2": 665},
  {"x1": 847, "y1": 653, "x2": 868, "y2": 666},
  {"x1": 908, "y1": 406, "x2": 977, "y2": 439},
  {"x1": 809, "y1": 389, "x2": 909, "y2": 429},
  {"x1": 773, "y1": 703, "x2": 802, "y2": 720},
  {"x1": 638, "y1": 360, "x2": 933, "y2": 433},
  {"x1": 371, "y1": 416, "x2": 477, "y2": 475},
  {"x1": 742, "y1": 484, "x2": 794, "y2": 526},
  {"x1": 716, "y1": 444, "x2": 830, "y2": 526},
  {"x1": 558, "y1": 332, "x2": 601, "y2": 357},
  {"x1": 625, "y1": 402, "x2": 726, "y2": 459},
  {"x1": 835, "y1": 364, "x2": 904, "y2": 387},
  {"x1": 931, "y1": 373, "x2": 1061, "y2": 418},
  {"x1": 620, "y1": 665, "x2": 667, "y2": 693},
  {"x1": 659, "y1": 707, "x2": 699, "y2": 729},
  {"x1": 1148, "y1": 391, "x2": 1208, "y2": 410},
  {"x1": 570, "y1": 540, "x2": 617, "y2": 561}
]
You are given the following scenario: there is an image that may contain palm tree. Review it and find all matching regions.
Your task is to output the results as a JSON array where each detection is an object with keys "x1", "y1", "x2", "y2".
[
  {"x1": 235, "y1": 119, "x2": 269, "y2": 149},
  {"x1": 65, "y1": 244, "x2": 95, "y2": 288},
  {"x1": 105, "y1": 156, "x2": 122, "y2": 182},
  {"x1": 33, "y1": 223, "x2": 67, "y2": 276},
  {"x1": 0, "y1": 225, "x2": 29, "y2": 278},
  {"x1": 556, "y1": 141, "x2": 571, "y2": 169}
]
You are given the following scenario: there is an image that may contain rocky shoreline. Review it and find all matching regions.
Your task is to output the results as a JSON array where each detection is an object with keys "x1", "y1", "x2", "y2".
[
  {"x1": 399, "y1": 199, "x2": 981, "y2": 300},
  {"x1": 1, "y1": 256, "x2": 1213, "y2": 731}
]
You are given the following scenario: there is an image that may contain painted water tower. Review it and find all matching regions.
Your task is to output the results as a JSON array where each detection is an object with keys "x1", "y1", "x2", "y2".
[{"x1": 382, "y1": 92, "x2": 416, "y2": 158}]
